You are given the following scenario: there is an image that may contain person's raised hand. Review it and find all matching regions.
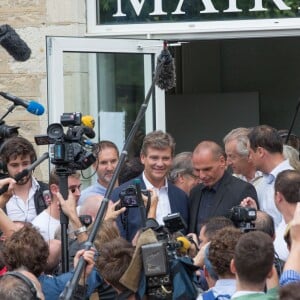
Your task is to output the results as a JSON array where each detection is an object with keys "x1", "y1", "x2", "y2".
[{"x1": 240, "y1": 197, "x2": 258, "y2": 209}]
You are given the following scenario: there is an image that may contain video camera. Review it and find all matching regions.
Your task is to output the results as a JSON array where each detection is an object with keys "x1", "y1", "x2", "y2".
[
  {"x1": 228, "y1": 205, "x2": 257, "y2": 232},
  {"x1": 141, "y1": 213, "x2": 193, "y2": 299},
  {"x1": 35, "y1": 112, "x2": 96, "y2": 170}
]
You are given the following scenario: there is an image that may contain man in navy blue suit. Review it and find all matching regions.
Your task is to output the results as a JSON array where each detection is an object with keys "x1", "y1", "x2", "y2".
[{"x1": 111, "y1": 130, "x2": 190, "y2": 242}]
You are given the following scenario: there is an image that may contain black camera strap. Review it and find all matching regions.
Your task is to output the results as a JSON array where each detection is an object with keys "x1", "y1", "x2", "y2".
[
  {"x1": 145, "y1": 194, "x2": 151, "y2": 215},
  {"x1": 120, "y1": 209, "x2": 130, "y2": 241}
]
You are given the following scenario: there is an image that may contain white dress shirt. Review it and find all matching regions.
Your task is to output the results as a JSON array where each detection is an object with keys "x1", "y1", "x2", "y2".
[
  {"x1": 142, "y1": 172, "x2": 171, "y2": 225},
  {"x1": 6, "y1": 177, "x2": 40, "y2": 222},
  {"x1": 255, "y1": 160, "x2": 293, "y2": 227}
]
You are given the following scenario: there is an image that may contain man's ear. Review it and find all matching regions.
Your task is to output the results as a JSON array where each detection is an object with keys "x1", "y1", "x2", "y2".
[
  {"x1": 275, "y1": 191, "x2": 284, "y2": 203},
  {"x1": 50, "y1": 183, "x2": 59, "y2": 195},
  {"x1": 257, "y1": 146, "x2": 265, "y2": 158},
  {"x1": 230, "y1": 258, "x2": 237, "y2": 275},
  {"x1": 140, "y1": 153, "x2": 146, "y2": 165}
]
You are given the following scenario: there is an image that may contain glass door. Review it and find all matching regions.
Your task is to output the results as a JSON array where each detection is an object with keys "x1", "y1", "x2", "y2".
[{"x1": 46, "y1": 37, "x2": 165, "y2": 186}]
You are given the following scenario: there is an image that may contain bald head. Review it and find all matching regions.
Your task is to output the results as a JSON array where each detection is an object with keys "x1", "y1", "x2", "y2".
[
  {"x1": 192, "y1": 141, "x2": 226, "y2": 187},
  {"x1": 79, "y1": 194, "x2": 103, "y2": 221},
  {"x1": 193, "y1": 141, "x2": 226, "y2": 160}
]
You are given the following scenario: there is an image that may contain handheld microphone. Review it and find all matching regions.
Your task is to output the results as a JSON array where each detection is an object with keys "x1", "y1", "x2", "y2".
[
  {"x1": 176, "y1": 236, "x2": 191, "y2": 254},
  {"x1": 81, "y1": 115, "x2": 95, "y2": 129},
  {"x1": 0, "y1": 91, "x2": 45, "y2": 116},
  {"x1": 0, "y1": 152, "x2": 49, "y2": 195},
  {"x1": 155, "y1": 41, "x2": 176, "y2": 91},
  {"x1": 0, "y1": 24, "x2": 31, "y2": 61}
]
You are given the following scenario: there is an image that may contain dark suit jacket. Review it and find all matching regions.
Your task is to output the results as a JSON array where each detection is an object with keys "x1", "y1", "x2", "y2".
[
  {"x1": 111, "y1": 174, "x2": 190, "y2": 242},
  {"x1": 188, "y1": 170, "x2": 258, "y2": 234}
]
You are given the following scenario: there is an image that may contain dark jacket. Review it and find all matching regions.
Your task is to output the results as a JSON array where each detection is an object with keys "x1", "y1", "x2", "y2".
[
  {"x1": 188, "y1": 170, "x2": 258, "y2": 234},
  {"x1": 111, "y1": 174, "x2": 190, "y2": 242},
  {"x1": 34, "y1": 180, "x2": 49, "y2": 214}
]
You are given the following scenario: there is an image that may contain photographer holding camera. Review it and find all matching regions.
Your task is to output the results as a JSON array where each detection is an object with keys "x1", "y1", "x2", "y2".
[
  {"x1": 31, "y1": 169, "x2": 81, "y2": 241},
  {"x1": 111, "y1": 130, "x2": 189, "y2": 242}
]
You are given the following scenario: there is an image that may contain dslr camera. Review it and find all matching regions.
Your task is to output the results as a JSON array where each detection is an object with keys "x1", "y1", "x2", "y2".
[
  {"x1": 119, "y1": 185, "x2": 149, "y2": 208},
  {"x1": 228, "y1": 205, "x2": 256, "y2": 232}
]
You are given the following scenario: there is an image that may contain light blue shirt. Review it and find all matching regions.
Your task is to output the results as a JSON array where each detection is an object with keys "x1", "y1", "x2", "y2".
[
  {"x1": 280, "y1": 270, "x2": 300, "y2": 286},
  {"x1": 78, "y1": 181, "x2": 106, "y2": 205},
  {"x1": 197, "y1": 278, "x2": 236, "y2": 300},
  {"x1": 255, "y1": 159, "x2": 293, "y2": 227}
]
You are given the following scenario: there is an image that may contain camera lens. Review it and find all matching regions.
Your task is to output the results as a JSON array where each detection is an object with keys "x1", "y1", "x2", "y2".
[{"x1": 47, "y1": 123, "x2": 64, "y2": 139}]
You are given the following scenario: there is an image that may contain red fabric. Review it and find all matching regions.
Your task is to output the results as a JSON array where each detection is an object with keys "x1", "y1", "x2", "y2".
[{"x1": 0, "y1": 266, "x2": 7, "y2": 276}]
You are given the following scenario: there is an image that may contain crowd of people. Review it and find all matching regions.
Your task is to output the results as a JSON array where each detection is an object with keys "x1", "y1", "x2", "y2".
[{"x1": 0, "y1": 125, "x2": 300, "y2": 299}]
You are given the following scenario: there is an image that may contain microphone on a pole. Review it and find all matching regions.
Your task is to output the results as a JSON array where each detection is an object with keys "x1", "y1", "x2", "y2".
[
  {"x1": 0, "y1": 92, "x2": 45, "y2": 116},
  {"x1": 155, "y1": 41, "x2": 176, "y2": 91},
  {"x1": 0, "y1": 24, "x2": 31, "y2": 62},
  {"x1": 0, "y1": 152, "x2": 49, "y2": 195}
]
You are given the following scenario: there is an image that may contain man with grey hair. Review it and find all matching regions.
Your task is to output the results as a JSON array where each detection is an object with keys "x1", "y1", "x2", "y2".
[
  {"x1": 223, "y1": 127, "x2": 263, "y2": 188},
  {"x1": 111, "y1": 130, "x2": 189, "y2": 242},
  {"x1": 168, "y1": 151, "x2": 199, "y2": 195}
]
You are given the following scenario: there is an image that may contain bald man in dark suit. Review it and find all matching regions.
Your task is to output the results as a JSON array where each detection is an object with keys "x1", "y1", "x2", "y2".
[{"x1": 188, "y1": 141, "x2": 258, "y2": 235}]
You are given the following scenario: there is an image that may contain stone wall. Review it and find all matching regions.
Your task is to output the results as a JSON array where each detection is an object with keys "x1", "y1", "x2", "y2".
[{"x1": 0, "y1": 0, "x2": 86, "y2": 181}]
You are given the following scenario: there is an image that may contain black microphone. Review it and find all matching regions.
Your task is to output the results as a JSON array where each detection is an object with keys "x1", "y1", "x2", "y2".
[
  {"x1": 82, "y1": 126, "x2": 95, "y2": 139},
  {"x1": 0, "y1": 91, "x2": 45, "y2": 116},
  {"x1": 0, "y1": 152, "x2": 49, "y2": 195},
  {"x1": 155, "y1": 41, "x2": 176, "y2": 91},
  {"x1": 0, "y1": 24, "x2": 31, "y2": 61}
]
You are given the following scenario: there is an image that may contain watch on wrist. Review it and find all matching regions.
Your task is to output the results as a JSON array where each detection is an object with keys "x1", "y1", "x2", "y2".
[{"x1": 73, "y1": 226, "x2": 87, "y2": 237}]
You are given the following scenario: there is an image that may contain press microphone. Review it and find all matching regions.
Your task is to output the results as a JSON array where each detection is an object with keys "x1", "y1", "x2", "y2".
[
  {"x1": 0, "y1": 152, "x2": 49, "y2": 195},
  {"x1": 0, "y1": 24, "x2": 31, "y2": 61},
  {"x1": 155, "y1": 41, "x2": 176, "y2": 91},
  {"x1": 81, "y1": 115, "x2": 95, "y2": 129},
  {"x1": 82, "y1": 126, "x2": 95, "y2": 139},
  {"x1": 0, "y1": 91, "x2": 45, "y2": 116},
  {"x1": 81, "y1": 115, "x2": 95, "y2": 139},
  {"x1": 176, "y1": 236, "x2": 191, "y2": 255}
]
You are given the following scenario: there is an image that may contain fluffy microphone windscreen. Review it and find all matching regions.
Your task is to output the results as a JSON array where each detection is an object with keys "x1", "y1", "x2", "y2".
[
  {"x1": 0, "y1": 25, "x2": 31, "y2": 62},
  {"x1": 155, "y1": 48, "x2": 176, "y2": 91},
  {"x1": 177, "y1": 236, "x2": 191, "y2": 254},
  {"x1": 81, "y1": 115, "x2": 95, "y2": 128},
  {"x1": 27, "y1": 101, "x2": 45, "y2": 116}
]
